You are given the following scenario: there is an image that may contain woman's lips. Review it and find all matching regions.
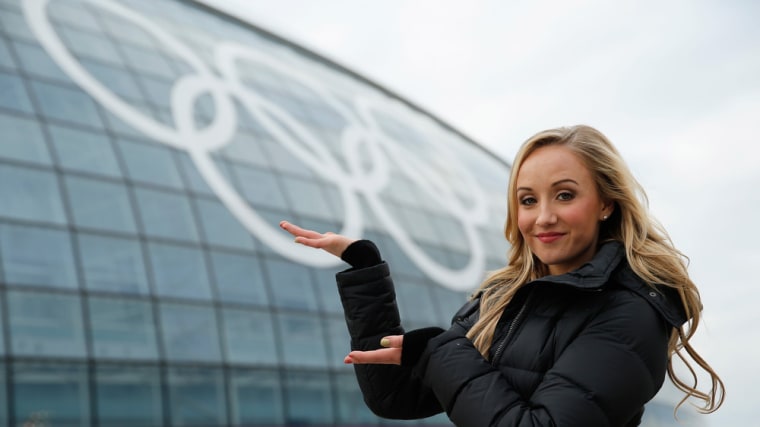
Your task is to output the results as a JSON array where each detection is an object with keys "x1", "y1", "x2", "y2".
[{"x1": 536, "y1": 232, "x2": 564, "y2": 243}]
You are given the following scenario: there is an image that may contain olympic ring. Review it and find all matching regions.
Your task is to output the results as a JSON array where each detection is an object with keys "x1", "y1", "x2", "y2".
[{"x1": 24, "y1": 0, "x2": 495, "y2": 291}]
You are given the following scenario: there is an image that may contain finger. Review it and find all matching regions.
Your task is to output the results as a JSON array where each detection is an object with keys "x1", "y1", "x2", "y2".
[
  {"x1": 279, "y1": 221, "x2": 323, "y2": 239},
  {"x1": 344, "y1": 348, "x2": 401, "y2": 365},
  {"x1": 380, "y1": 335, "x2": 404, "y2": 348}
]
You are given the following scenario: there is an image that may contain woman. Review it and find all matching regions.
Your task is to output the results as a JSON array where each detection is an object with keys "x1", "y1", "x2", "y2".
[{"x1": 280, "y1": 125, "x2": 724, "y2": 426}]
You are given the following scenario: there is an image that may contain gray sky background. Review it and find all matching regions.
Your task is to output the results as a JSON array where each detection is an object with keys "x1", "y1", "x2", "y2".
[{"x1": 199, "y1": 1, "x2": 759, "y2": 424}]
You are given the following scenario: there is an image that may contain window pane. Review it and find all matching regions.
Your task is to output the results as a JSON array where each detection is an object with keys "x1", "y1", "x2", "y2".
[
  {"x1": 396, "y1": 280, "x2": 438, "y2": 324},
  {"x1": 0, "y1": 362, "x2": 5, "y2": 426},
  {"x1": 0, "y1": 224, "x2": 77, "y2": 288},
  {"x1": 29, "y1": 80, "x2": 104, "y2": 128},
  {"x1": 149, "y1": 242, "x2": 211, "y2": 300},
  {"x1": 80, "y1": 59, "x2": 144, "y2": 102},
  {"x1": 118, "y1": 138, "x2": 184, "y2": 189},
  {"x1": 177, "y1": 153, "x2": 214, "y2": 195},
  {"x1": 160, "y1": 302, "x2": 221, "y2": 362},
  {"x1": 335, "y1": 372, "x2": 379, "y2": 425},
  {"x1": 79, "y1": 233, "x2": 150, "y2": 295},
  {"x1": 65, "y1": 176, "x2": 137, "y2": 233},
  {"x1": 49, "y1": 124, "x2": 122, "y2": 177},
  {"x1": 8, "y1": 290, "x2": 86, "y2": 358},
  {"x1": 167, "y1": 367, "x2": 227, "y2": 427},
  {"x1": 0, "y1": 164, "x2": 67, "y2": 224},
  {"x1": 95, "y1": 365, "x2": 163, "y2": 427},
  {"x1": 221, "y1": 308, "x2": 277, "y2": 365},
  {"x1": 280, "y1": 175, "x2": 336, "y2": 220},
  {"x1": 0, "y1": 70, "x2": 34, "y2": 113},
  {"x1": 119, "y1": 43, "x2": 176, "y2": 79},
  {"x1": 284, "y1": 371, "x2": 333, "y2": 425},
  {"x1": 0, "y1": 112, "x2": 51, "y2": 165},
  {"x1": 0, "y1": 38, "x2": 16, "y2": 69},
  {"x1": 12, "y1": 40, "x2": 71, "y2": 83},
  {"x1": 135, "y1": 187, "x2": 199, "y2": 242},
  {"x1": 264, "y1": 258, "x2": 318, "y2": 311},
  {"x1": 312, "y1": 267, "x2": 343, "y2": 314},
  {"x1": 276, "y1": 312, "x2": 328, "y2": 368},
  {"x1": 88, "y1": 296, "x2": 158, "y2": 360},
  {"x1": 12, "y1": 362, "x2": 90, "y2": 427},
  {"x1": 229, "y1": 369, "x2": 284, "y2": 425},
  {"x1": 59, "y1": 26, "x2": 123, "y2": 65},
  {"x1": 210, "y1": 250, "x2": 268, "y2": 306},
  {"x1": 325, "y1": 316, "x2": 351, "y2": 368},
  {"x1": 196, "y1": 198, "x2": 256, "y2": 251},
  {"x1": 231, "y1": 164, "x2": 290, "y2": 211}
]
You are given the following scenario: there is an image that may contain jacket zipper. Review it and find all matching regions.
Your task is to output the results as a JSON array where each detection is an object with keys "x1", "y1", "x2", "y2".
[{"x1": 491, "y1": 291, "x2": 533, "y2": 366}]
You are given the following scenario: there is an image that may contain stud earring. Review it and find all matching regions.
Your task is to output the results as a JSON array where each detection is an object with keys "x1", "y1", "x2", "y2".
[{"x1": 602, "y1": 215, "x2": 608, "y2": 221}]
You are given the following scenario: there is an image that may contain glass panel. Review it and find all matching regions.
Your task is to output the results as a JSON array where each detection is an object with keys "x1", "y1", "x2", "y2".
[
  {"x1": 12, "y1": 40, "x2": 71, "y2": 83},
  {"x1": 229, "y1": 369, "x2": 285, "y2": 426},
  {"x1": 29, "y1": 80, "x2": 104, "y2": 128},
  {"x1": 0, "y1": 70, "x2": 34, "y2": 113},
  {"x1": 0, "y1": 38, "x2": 16, "y2": 69},
  {"x1": 167, "y1": 367, "x2": 227, "y2": 427},
  {"x1": 8, "y1": 290, "x2": 86, "y2": 357},
  {"x1": 264, "y1": 258, "x2": 318, "y2": 311},
  {"x1": 396, "y1": 280, "x2": 438, "y2": 325},
  {"x1": 280, "y1": 175, "x2": 336, "y2": 220},
  {"x1": 231, "y1": 164, "x2": 290, "y2": 211},
  {"x1": 196, "y1": 198, "x2": 257, "y2": 251},
  {"x1": 325, "y1": 316, "x2": 351, "y2": 368},
  {"x1": 119, "y1": 43, "x2": 177, "y2": 79},
  {"x1": 0, "y1": 10, "x2": 36, "y2": 41},
  {"x1": 65, "y1": 175, "x2": 137, "y2": 233},
  {"x1": 0, "y1": 224, "x2": 77, "y2": 288},
  {"x1": 80, "y1": 59, "x2": 145, "y2": 102},
  {"x1": 276, "y1": 312, "x2": 328, "y2": 367},
  {"x1": 0, "y1": 362, "x2": 5, "y2": 426},
  {"x1": 177, "y1": 153, "x2": 214, "y2": 195},
  {"x1": 79, "y1": 233, "x2": 150, "y2": 295},
  {"x1": 118, "y1": 138, "x2": 184, "y2": 189},
  {"x1": 48, "y1": 123, "x2": 122, "y2": 177},
  {"x1": 221, "y1": 308, "x2": 277, "y2": 365},
  {"x1": 12, "y1": 362, "x2": 89, "y2": 427},
  {"x1": 135, "y1": 187, "x2": 199, "y2": 242},
  {"x1": 159, "y1": 302, "x2": 221, "y2": 362},
  {"x1": 284, "y1": 371, "x2": 333, "y2": 425},
  {"x1": 335, "y1": 372, "x2": 379, "y2": 425},
  {"x1": 95, "y1": 365, "x2": 163, "y2": 427},
  {"x1": 312, "y1": 267, "x2": 343, "y2": 314},
  {"x1": 58, "y1": 26, "x2": 124, "y2": 65},
  {"x1": 0, "y1": 164, "x2": 67, "y2": 224},
  {"x1": 88, "y1": 296, "x2": 158, "y2": 360},
  {"x1": 210, "y1": 250, "x2": 268, "y2": 306},
  {"x1": 149, "y1": 242, "x2": 211, "y2": 300},
  {"x1": 0, "y1": 112, "x2": 51, "y2": 164},
  {"x1": 221, "y1": 131, "x2": 270, "y2": 168}
]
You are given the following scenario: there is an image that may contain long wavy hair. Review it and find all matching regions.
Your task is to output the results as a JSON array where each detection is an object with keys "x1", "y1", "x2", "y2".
[{"x1": 466, "y1": 125, "x2": 724, "y2": 414}]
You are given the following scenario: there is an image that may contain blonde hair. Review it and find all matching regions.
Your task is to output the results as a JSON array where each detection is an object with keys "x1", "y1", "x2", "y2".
[{"x1": 467, "y1": 125, "x2": 724, "y2": 414}]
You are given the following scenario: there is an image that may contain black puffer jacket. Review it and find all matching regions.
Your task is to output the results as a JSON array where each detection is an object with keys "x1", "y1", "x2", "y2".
[{"x1": 336, "y1": 241, "x2": 687, "y2": 427}]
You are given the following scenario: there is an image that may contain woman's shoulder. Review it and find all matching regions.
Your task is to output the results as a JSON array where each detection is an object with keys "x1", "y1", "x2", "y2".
[{"x1": 611, "y1": 263, "x2": 688, "y2": 328}]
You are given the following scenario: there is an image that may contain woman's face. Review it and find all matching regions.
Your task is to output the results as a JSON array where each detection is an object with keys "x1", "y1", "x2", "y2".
[{"x1": 515, "y1": 145, "x2": 612, "y2": 275}]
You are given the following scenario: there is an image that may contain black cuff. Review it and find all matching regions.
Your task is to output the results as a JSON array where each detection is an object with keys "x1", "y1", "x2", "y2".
[
  {"x1": 401, "y1": 327, "x2": 446, "y2": 367},
  {"x1": 341, "y1": 239, "x2": 382, "y2": 269}
]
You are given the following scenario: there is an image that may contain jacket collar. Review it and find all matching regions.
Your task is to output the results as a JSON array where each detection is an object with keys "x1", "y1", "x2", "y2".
[{"x1": 531, "y1": 241, "x2": 688, "y2": 327}]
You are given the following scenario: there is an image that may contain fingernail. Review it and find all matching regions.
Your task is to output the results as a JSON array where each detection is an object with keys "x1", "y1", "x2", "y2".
[{"x1": 380, "y1": 338, "x2": 390, "y2": 347}]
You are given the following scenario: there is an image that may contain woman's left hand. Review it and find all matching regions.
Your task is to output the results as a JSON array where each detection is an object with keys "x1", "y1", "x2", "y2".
[{"x1": 344, "y1": 335, "x2": 403, "y2": 365}]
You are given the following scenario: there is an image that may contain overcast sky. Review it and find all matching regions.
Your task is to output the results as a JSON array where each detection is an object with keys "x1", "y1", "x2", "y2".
[{"x1": 198, "y1": 1, "x2": 759, "y2": 424}]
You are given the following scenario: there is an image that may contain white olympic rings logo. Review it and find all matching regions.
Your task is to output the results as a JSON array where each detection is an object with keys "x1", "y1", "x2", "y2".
[{"x1": 24, "y1": 0, "x2": 492, "y2": 291}]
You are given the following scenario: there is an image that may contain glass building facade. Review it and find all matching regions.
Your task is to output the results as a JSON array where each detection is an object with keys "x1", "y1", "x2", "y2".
[
  {"x1": 0, "y1": 0, "x2": 510, "y2": 425},
  {"x1": 0, "y1": 0, "x2": 695, "y2": 426}
]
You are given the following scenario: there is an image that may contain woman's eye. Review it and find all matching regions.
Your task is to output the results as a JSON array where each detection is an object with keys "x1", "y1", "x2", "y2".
[
  {"x1": 520, "y1": 197, "x2": 537, "y2": 206},
  {"x1": 557, "y1": 192, "x2": 574, "y2": 201}
]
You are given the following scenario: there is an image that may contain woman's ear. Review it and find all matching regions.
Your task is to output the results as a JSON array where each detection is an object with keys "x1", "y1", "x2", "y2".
[{"x1": 601, "y1": 200, "x2": 615, "y2": 220}]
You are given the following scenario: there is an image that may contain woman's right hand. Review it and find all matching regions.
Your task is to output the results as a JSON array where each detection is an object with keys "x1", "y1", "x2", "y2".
[{"x1": 279, "y1": 220, "x2": 356, "y2": 258}]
